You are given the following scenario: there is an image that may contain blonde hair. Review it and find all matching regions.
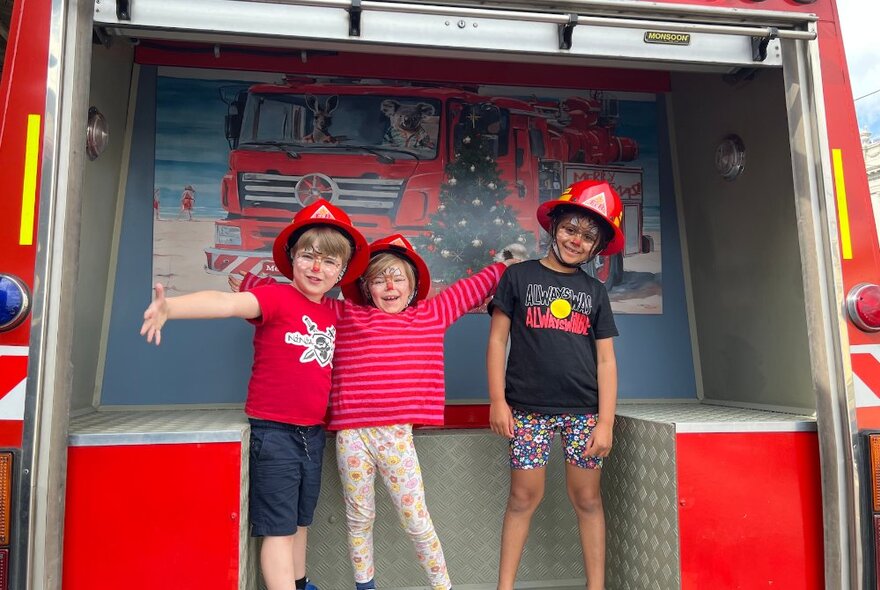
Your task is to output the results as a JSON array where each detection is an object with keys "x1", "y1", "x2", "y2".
[
  {"x1": 290, "y1": 226, "x2": 353, "y2": 262},
  {"x1": 360, "y1": 252, "x2": 416, "y2": 306}
]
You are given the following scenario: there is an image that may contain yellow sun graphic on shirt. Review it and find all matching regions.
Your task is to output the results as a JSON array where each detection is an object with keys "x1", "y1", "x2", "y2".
[{"x1": 550, "y1": 298, "x2": 572, "y2": 319}]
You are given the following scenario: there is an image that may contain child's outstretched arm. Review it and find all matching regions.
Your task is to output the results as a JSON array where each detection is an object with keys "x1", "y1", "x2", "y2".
[
  {"x1": 140, "y1": 283, "x2": 260, "y2": 345},
  {"x1": 487, "y1": 308, "x2": 514, "y2": 438},
  {"x1": 436, "y1": 259, "x2": 519, "y2": 327},
  {"x1": 586, "y1": 337, "x2": 617, "y2": 457}
]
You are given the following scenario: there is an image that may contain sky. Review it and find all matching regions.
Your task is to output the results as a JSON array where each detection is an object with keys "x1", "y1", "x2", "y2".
[{"x1": 838, "y1": 0, "x2": 880, "y2": 138}]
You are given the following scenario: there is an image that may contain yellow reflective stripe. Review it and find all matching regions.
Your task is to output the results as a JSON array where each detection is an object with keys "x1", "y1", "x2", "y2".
[
  {"x1": 19, "y1": 114, "x2": 40, "y2": 246},
  {"x1": 832, "y1": 148, "x2": 853, "y2": 260}
]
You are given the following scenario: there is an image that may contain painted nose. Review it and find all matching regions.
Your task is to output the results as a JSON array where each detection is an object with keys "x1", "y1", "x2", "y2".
[
  {"x1": 384, "y1": 277, "x2": 395, "y2": 289},
  {"x1": 311, "y1": 259, "x2": 322, "y2": 271}
]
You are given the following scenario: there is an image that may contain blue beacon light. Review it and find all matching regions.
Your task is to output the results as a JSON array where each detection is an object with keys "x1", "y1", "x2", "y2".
[{"x1": 0, "y1": 274, "x2": 30, "y2": 332}]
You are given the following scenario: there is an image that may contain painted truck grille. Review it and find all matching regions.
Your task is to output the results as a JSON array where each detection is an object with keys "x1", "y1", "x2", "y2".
[{"x1": 238, "y1": 172, "x2": 404, "y2": 217}]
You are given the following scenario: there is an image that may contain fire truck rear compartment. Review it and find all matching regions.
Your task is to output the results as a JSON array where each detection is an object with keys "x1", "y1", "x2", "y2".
[{"x1": 62, "y1": 23, "x2": 826, "y2": 590}]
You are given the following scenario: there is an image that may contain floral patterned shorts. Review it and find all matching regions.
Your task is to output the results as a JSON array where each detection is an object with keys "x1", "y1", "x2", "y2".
[{"x1": 509, "y1": 409, "x2": 603, "y2": 470}]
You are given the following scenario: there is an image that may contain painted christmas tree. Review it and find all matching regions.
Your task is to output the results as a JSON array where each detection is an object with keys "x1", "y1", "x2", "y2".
[{"x1": 417, "y1": 129, "x2": 533, "y2": 283}]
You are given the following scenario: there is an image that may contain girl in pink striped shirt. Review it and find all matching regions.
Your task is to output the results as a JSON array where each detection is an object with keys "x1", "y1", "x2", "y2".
[{"x1": 239, "y1": 234, "x2": 516, "y2": 590}]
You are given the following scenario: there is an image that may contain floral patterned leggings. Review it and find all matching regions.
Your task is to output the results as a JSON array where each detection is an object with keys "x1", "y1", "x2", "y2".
[{"x1": 336, "y1": 425, "x2": 451, "y2": 590}]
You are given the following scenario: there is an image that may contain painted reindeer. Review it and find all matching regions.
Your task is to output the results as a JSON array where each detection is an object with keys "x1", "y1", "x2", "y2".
[{"x1": 303, "y1": 94, "x2": 340, "y2": 143}]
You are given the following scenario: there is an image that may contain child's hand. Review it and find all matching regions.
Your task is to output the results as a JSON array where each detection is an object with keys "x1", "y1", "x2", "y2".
[
  {"x1": 586, "y1": 421, "x2": 613, "y2": 457},
  {"x1": 495, "y1": 243, "x2": 528, "y2": 265},
  {"x1": 227, "y1": 272, "x2": 244, "y2": 293},
  {"x1": 140, "y1": 283, "x2": 169, "y2": 345},
  {"x1": 490, "y1": 400, "x2": 515, "y2": 439}
]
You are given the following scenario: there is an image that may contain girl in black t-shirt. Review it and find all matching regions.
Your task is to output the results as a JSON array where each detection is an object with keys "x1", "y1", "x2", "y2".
[{"x1": 487, "y1": 180, "x2": 625, "y2": 590}]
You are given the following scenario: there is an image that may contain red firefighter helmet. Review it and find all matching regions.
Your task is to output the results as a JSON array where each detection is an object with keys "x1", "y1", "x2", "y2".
[
  {"x1": 536, "y1": 180, "x2": 625, "y2": 256},
  {"x1": 341, "y1": 234, "x2": 431, "y2": 305},
  {"x1": 272, "y1": 199, "x2": 369, "y2": 284}
]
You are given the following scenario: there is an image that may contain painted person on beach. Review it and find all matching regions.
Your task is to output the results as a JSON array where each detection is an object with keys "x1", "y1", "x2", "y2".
[
  {"x1": 178, "y1": 184, "x2": 195, "y2": 220},
  {"x1": 140, "y1": 199, "x2": 370, "y2": 590},
  {"x1": 487, "y1": 180, "x2": 623, "y2": 590},
  {"x1": 235, "y1": 234, "x2": 519, "y2": 590}
]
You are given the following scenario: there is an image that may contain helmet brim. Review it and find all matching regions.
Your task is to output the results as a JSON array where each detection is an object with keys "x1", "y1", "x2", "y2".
[
  {"x1": 536, "y1": 199, "x2": 625, "y2": 256},
  {"x1": 341, "y1": 243, "x2": 431, "y2": 305},
  {"x1": 272, "y1": 218, "x2": 369, "y2": 284}
]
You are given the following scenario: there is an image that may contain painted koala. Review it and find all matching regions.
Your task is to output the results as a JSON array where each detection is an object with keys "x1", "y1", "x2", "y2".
[{"x1": 380, "y1": 99, "x2": 436, "y2": 150}]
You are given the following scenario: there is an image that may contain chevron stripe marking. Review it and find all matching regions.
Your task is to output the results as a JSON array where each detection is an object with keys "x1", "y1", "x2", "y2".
[
  {"x1": 852, "y1": 353, "x2": 880, "y2": 402},
  {"x1": 0, "y1": 356, "x2": 26, "y2": 400}
]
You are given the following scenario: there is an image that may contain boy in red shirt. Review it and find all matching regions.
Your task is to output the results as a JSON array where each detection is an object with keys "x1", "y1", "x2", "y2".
[{"x1": 140, "y1": 199, "x2": 368, "y2": 590}]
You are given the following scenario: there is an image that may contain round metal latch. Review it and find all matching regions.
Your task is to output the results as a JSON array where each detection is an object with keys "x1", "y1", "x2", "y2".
[
  {"x1": 86, "y1": 107, "x2": 110, "y2": 161},
  {"x1": 0, "y1": 274, "x2": 31, "y2": 332},
  {"x1": 715, "y1": 134, "x2": 746, "y2": 181}
]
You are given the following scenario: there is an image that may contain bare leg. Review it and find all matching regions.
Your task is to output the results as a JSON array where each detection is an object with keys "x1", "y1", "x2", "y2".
[
  {"x1": 292, "y1": 527, "x2": 308, "y2": 581},
  {"x1": 261, "y1": 534, "x2": 296, "y2": 590},
  {"x1": 565, "y1": 463, "x2": 605, "y2": 590},
  {"x1": 497, "y1": 467, "x2": 545, "y2": 590}
]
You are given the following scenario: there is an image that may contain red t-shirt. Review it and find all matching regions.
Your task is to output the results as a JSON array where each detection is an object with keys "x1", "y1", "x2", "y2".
[{"x1": 246, "y1": 284, "x2": 336, "y2": 426}]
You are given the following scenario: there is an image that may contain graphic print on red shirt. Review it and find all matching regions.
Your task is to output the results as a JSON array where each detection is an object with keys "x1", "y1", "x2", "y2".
[{"x1": 246, "y1": 284, "x2": 337, "y2": 426}]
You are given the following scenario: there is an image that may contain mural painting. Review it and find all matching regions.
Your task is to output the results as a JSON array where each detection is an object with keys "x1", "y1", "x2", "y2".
[{"x1": 152, "y1": 70, "x2": 662, "y2": 313}]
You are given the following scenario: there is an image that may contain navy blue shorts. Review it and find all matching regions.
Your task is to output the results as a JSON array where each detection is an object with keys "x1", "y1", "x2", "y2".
[{"x1": 248, "y1": 419, "x2": 326, "y2": 537}]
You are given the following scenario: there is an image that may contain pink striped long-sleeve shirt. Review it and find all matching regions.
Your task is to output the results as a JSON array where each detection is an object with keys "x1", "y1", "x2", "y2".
[{"x1": 325, "y1": 262, "x2": 505, "y2": 430}]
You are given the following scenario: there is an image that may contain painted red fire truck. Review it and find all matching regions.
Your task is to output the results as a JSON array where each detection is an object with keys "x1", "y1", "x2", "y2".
[
  {"x1": 2, "y1": 0, "x2": 880, "y2": 589},
  {"x1": 205, "y1": 81, "x2": 644, "y2": 285}
]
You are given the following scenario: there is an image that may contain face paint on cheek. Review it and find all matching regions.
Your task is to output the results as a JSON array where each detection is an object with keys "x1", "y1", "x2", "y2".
[
  {"x1": 565, "y1": 215, "x2": 585, "y2": 227},
  {"x1": 370, "y1": 265, "x2": 405, "y2": 289},
  {"x1": 565, "y1": 216, "x2": 602, "y2": 242},
  {"x1": 336, "y1": 262, "x2": 348, "y2": 284}
]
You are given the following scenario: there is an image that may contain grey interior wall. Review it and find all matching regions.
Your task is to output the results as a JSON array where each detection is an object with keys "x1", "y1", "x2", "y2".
[
  {"x1": 70, "y1": 42, "x2": 134, "y2": 413},
  {"x1": 670, "y1": 69, "x2": 814, "y2": 410}
]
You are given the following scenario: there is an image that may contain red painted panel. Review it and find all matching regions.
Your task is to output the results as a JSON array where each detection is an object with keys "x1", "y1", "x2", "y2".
[
  {"x1": 0, "y1": 0, "x2": 51, "y2": 347},
  {"x1": 0, "y1": 422, "x2": 23, "y2": 448},
  {"x1": 677, "y1": 432, "x2": 825, "y2": 590},
  {"x1": 634, "y1": 0, "x2": 832, "y2": 17},
  {"x1": 858, "y1": 408, "x2": 880, "y2": 431},
  {"x1": 135, "y1": 43, "x2": 671, "y2": 94},
  {"x1": 811, "y1": 15, "x2": 880, "y2": 347},
  {"x1": 62, "y1": 443, "x2": 242, "y2": 590},
  {"x1": 442, "y1": 404, "x2": 489, "y2": 428}
]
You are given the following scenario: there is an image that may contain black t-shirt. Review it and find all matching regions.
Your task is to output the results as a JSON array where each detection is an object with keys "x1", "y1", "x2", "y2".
[{"x1": 489, "y1": 259, "x2": 618, "y2": 414}]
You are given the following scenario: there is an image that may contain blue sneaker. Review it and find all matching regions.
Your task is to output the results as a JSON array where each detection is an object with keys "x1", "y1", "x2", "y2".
[{"x1": 304, "y1": 582, "x2": 320, "y2": 590}]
